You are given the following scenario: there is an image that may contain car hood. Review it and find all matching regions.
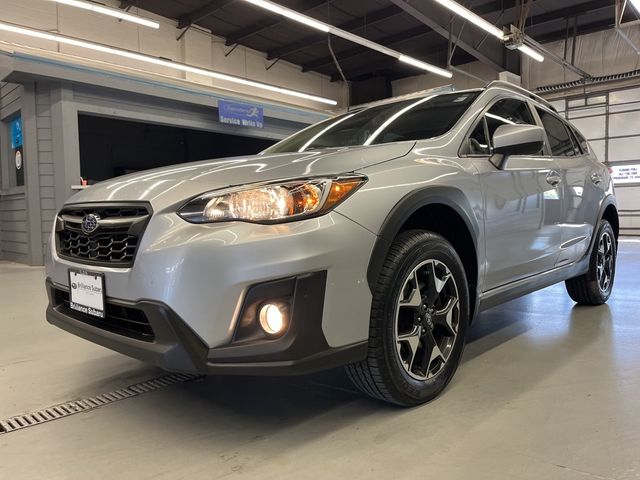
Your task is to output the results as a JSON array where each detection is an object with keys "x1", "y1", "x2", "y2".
[{"x1": 66, "y1": 142, "x2": 415, "y2": 210}]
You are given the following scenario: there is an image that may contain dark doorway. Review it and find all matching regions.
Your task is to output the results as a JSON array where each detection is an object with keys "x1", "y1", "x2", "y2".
[{"x1": 78, "y1": 115, "x2": 276, "y2": 183}]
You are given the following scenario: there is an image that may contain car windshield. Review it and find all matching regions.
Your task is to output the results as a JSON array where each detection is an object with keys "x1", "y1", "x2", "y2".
[{"x1": 263, "y1": 91, "x2": 480, "y2": 154}]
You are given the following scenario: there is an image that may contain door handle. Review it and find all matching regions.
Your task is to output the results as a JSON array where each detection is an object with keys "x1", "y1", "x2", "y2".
[
  {"x1": 591, "y1": 172, "x2": 602, "y2": 185},
  {"x1": 546, "y1": 170, "x2": 561, "y2": 187}
]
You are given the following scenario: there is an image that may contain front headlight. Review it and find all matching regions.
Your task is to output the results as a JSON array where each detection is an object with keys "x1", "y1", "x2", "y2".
[{"x1": 177, "y1": 175, "x2": 367, "y2": 224}]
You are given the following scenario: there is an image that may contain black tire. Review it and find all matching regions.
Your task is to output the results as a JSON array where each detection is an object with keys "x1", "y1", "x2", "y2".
[
  {"x1": 346, "y1": 230, "x2": 470, "y2": 406},
  {"x1": 565, "y1": 220, "x2": 616, "y2": 305}
]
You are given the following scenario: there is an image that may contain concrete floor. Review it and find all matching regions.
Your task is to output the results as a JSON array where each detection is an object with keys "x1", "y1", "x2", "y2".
[{"x1": 1, "y1": 241, "x2": 640, "y2": 480}]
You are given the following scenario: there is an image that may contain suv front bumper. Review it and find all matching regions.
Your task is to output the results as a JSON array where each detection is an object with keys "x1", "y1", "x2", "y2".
[
  {"x1": 45, "y1": 272, "x2": 367, "y2": 375},
  {"x1": 47, "y1": 211, "x2": 376, "y2": 348}
]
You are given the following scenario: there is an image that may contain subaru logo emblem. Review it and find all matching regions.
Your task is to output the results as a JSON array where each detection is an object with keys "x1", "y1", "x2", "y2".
[{"x1": 81, "y1": 213, "x2": 100, "y2": 234}]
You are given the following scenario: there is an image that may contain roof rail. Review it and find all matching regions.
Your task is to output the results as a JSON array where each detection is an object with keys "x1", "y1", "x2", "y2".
[
  {"x1": 345, "y1": 85, "x2": 457, "y2": 112},
  {"x1": 485, "y1": 80, "x2": 557, "y2": 112}
]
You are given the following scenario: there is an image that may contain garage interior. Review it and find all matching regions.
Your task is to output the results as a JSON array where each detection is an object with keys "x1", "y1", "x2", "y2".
[
  {"x1": 1, "y1": 0, "x2": 640, "y2": 478},
  {"x1": 78, "y1": 115, "x2": 275, "y2": 182}
]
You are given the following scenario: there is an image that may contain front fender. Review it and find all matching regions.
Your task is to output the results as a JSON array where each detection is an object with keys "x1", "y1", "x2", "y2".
[{"x1": 364, "y1": 186, "x2": 480, "y2": 293}]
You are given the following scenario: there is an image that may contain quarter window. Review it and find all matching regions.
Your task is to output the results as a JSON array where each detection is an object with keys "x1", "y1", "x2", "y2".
[
  {"x1": 468, "y1": 118, "x2": 490, "y2": 154},
  {"x1": 537, "y1": 108, "x2": 578, "y2": 156},
  {"x1": 485, "y1": 98, "x2": 536, "y2": 140},
  {"x1": 571, "y1": 126, "x2": 589, "y2": 155},
  {"x1": 465, "y1": 98, "x2": 536, "y2": 155}
]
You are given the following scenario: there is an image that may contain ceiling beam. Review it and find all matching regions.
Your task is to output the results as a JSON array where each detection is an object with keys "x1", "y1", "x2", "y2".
[
  {"x1": 266, "y1": 4, "x2": 405, "y2": 60},
  {"x1": 177, "y1": 0, "x2": 236, "y2": 29},
  {"x1": 467, "y1": 0, "x2": 519, "y2": 15},
  {"x1": 532, "y1": 17, "x2": 615, "y2": 44},
  {"x1": 319, "y1": 0, "x2": 611, "y2": 80},
  {"x1": 302, "y1": 26, "x2": 433, "y2": 72},
  {"x1": 526, "y1": 0, "x2": 613, "y2": 27},
  {"x1": 225, "y1": 0, "x2": 329, "y2": 46},
  {"x1": 388, "y1": 0, "x2": 505, "y2": 72},
  {"x1": 267, "y1": 1, "x2": 522, "y2": 62}
]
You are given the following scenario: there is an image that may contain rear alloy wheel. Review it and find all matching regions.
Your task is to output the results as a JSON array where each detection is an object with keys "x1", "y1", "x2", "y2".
[
  {"x1": 565, "y1": 220, "x2": 616, "y2": 305},
  {"x1": 346, "y1": 230, "x2": 469, "y2": 406}
]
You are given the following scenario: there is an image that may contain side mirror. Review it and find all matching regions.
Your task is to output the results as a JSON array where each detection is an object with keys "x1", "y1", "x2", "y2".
[{"x1": 490, "y1": 124, "x2": 545, "y2": 169}]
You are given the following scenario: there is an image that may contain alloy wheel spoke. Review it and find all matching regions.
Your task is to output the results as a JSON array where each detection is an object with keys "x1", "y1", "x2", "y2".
[
  {"x1": 397, "y1": 325, "x2": 422, "y2": 372},
  {"x1": 421, "y1": 329, "x2": 444, "y2": 378},
  {"x1": 400, "y1": 269, "x2": 423, "y2": 308},
  {"x1": 604, "y1": 235, "x2": 612, "y2": 256},
  {"x1": 423, "y1": 262, "x2": 443, "y2": 305},
  {"x1": 433, "y1": 296, "x2": 458, "y2": 337}
]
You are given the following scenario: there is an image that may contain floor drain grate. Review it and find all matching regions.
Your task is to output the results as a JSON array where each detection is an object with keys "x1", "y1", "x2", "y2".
[{"x1": 0, "y1": 373, "x2": 203, "y2": 435}]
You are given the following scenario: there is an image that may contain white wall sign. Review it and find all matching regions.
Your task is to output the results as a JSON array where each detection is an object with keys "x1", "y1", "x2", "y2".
[
  {"x1": 610, "y1": 164, "x2": 640, "y2": 184},
  {"x1": 15, "y1": 150, "x2": 22, "y2": 170}
]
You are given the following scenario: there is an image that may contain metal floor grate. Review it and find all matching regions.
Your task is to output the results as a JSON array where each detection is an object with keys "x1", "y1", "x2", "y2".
[{"x1": 0, "y1": 373, "x2": 203, "y2": 435}]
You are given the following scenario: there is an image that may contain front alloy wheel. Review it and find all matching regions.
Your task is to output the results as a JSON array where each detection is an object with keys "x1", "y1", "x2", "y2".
[
  {"x1": 395, "y1": 259, "x2": 460, "y2": 381},
  {"x1": 346, "y1": 230, "x2": 469, "y2": 406}
]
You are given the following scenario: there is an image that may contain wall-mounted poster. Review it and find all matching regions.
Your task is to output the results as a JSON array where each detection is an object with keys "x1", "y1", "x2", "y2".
[{"x1": 10, "y1": 116, "x2": 24, "y2": 186}]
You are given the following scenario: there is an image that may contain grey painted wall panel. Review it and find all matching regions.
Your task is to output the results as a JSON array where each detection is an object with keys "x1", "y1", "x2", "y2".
[
  {"x1": 36, "y1": 83, "x2": 55, "y2": 257},
  {"x1": 1, "y1": 221, "x2": 27, "y2": 233},
  {"x1": 0, "y1": 210, "x2": 27, "y2": 222},
  {"x1": 0, "y1": 82, "x2": 29, "y2": 264}
]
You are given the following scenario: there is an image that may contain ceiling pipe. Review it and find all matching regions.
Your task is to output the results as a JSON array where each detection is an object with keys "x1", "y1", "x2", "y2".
[{"x1": 523, "y1": 34, "x2": 591, "y2": 78}]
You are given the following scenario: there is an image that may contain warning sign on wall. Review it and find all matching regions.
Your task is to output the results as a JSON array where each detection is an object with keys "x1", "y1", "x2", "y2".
[{"x1": 610, "y1": 164, "x2": 640, "y2": 185}]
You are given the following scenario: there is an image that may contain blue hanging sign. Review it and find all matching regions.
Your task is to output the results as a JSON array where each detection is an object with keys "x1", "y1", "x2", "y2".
[
  {"x1": 218, "y1": 100, "x2": 264, "y2": 128},
  {"x1": 10, "y1": 116, "x2": 23, "y2": 149}
]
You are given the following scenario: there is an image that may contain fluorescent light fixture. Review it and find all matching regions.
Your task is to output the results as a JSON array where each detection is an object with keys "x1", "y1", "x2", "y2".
[
  {"x1": 245, "y1": 0, "x2": 329, "y2": 32},
  {"x1": 433, "y1": 0, "x2": 545, "y2": 63},
  {"x1": 399, "y1": 55, "x2": 452, "y2": 78},
  {"x1": 433, "y1": 0, "x2": 504, "y2": 39},
  {"x1": 517, "y1": 44, "x2": 544, "y2": 62},
  {"x1": 0, "y1": 21, "x2": 338, "y2": 105},
  {"x1": 242, "y1": 0, "x2": 452, "y2": 78},
  {"x1": 52, "y1": 0, "x2": 160, "y2": 29}
]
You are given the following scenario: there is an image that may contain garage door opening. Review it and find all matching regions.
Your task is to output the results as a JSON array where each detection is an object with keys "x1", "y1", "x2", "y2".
[{"x1": 78, "y1": 114, "x2": 277, "y2": 183}]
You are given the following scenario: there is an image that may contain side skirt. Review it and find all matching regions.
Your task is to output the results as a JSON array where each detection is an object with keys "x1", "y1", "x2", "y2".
[{"x1": 477, "y1": 256, "x2": 589, "y2": 312}]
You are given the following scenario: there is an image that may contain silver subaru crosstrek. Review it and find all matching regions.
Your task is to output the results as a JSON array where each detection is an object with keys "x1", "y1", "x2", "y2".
[{"x1": 45, "y1": 81, "x2": 618, "y2": 406}]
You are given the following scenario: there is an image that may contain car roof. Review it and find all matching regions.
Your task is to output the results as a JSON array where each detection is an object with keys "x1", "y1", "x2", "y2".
[
  {"x1": 484, "y1": 80, "x2": 558, "y2": 112},
  {"x1": 343, "y1": 81, "x2": 556, "y2": 116}
]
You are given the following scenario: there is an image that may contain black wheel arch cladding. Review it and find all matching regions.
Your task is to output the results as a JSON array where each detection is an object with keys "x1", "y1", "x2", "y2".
[{"x1": 366, "y1": 186, "x2": 480, "y2": 311}]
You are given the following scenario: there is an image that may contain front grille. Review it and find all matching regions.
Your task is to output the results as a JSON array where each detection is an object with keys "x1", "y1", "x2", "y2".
[
  {"x1": 56, "y1": 203, "x2": 151, "y2": 267},
  {"x1": 53, "y1": 289, "x2": 155, "y2": 342}
]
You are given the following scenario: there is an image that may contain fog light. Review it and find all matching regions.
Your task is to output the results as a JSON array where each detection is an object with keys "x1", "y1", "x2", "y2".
[{"x1": 259, "y1": 303, "x2": 286, "y2": 335}]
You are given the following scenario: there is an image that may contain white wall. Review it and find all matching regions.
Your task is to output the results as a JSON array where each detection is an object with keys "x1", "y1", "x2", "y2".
[
  {"x1": 0, "y1": 0, "x2": 346, "y2": 110},
  {"x1": 522, "y1": 28, "x2": 640, "y2": 90},
  {"x1": 393, "y1": 27, "x2": 640, "y2": 96},
  {"x1": 524, "y1": 28, "x2": 640, "y2": 235}
]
